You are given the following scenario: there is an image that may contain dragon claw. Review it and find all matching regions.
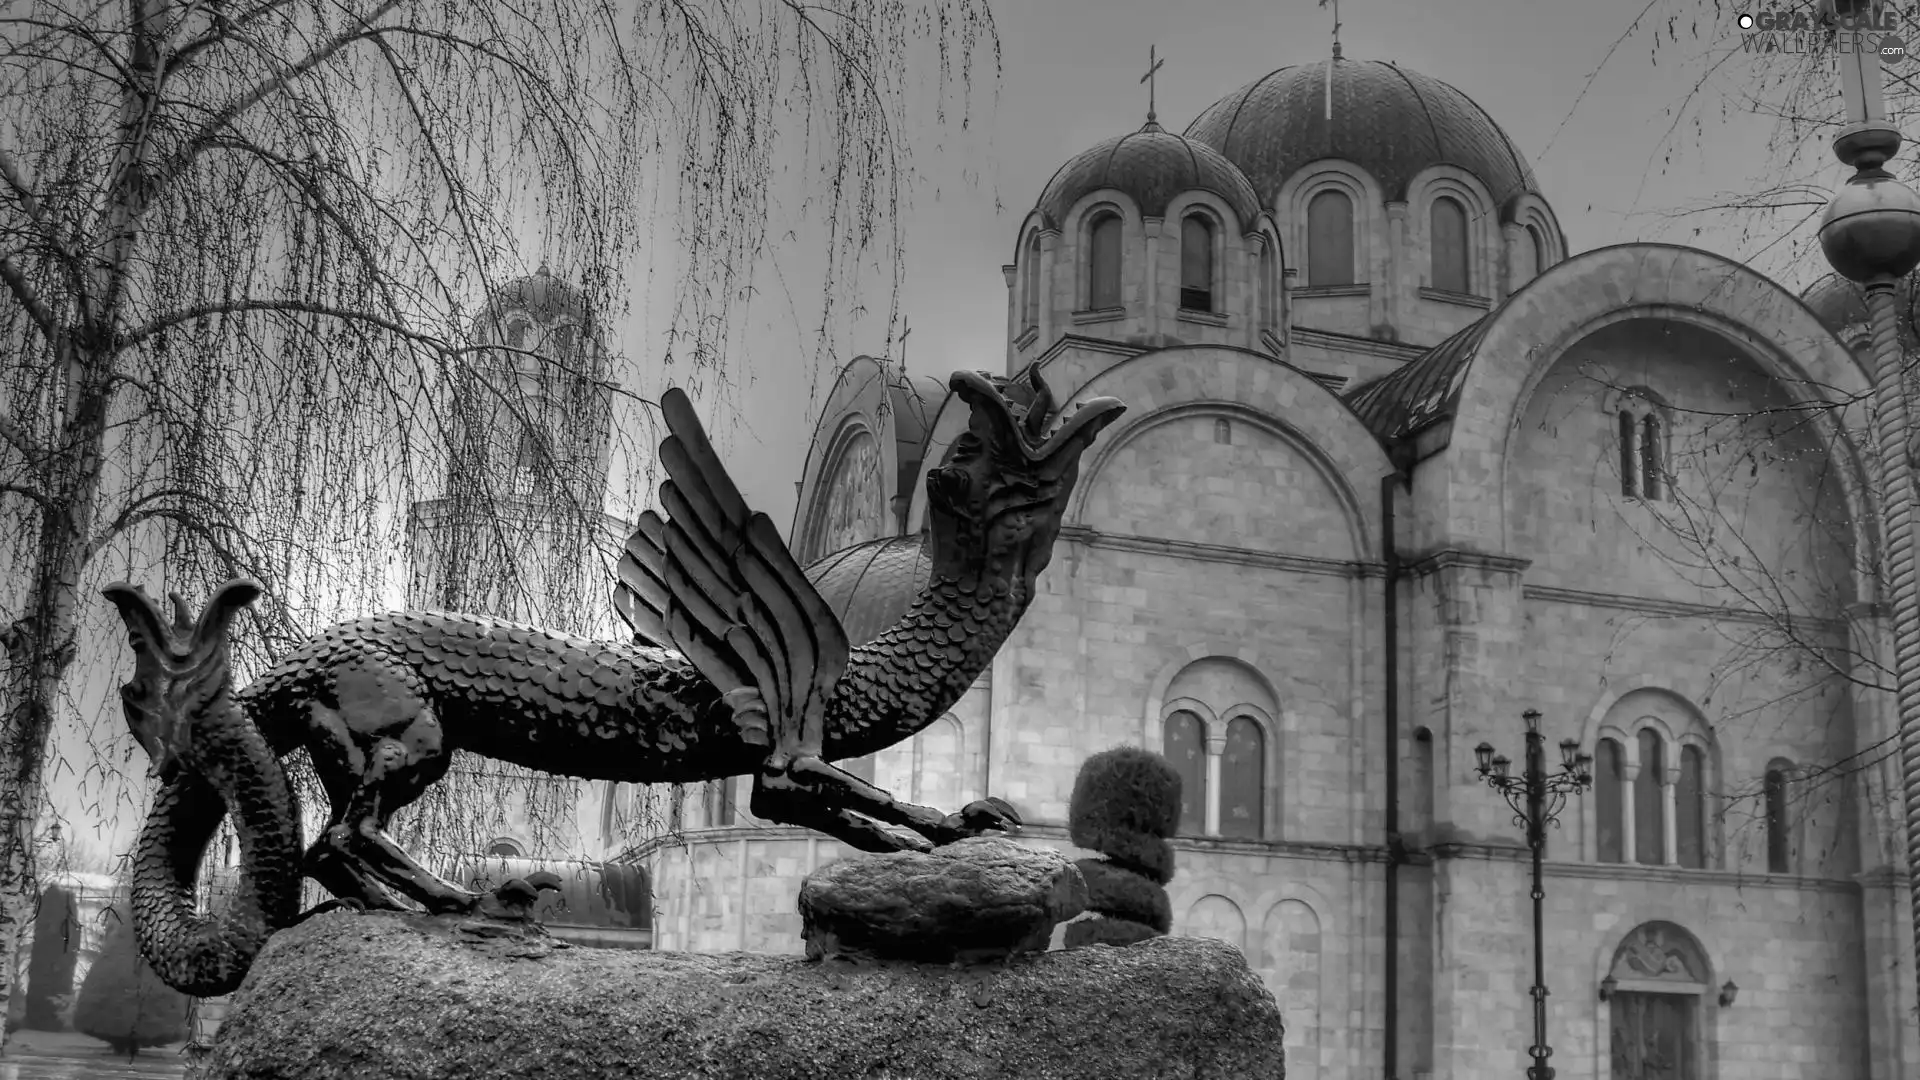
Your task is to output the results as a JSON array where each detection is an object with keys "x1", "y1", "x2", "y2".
[{"x1": 933, "y1": 797, "x2": 1022, "y2": 845}]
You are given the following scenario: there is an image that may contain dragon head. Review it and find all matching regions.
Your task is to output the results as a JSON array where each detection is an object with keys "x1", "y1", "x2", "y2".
[
  {"x1": 923, "y1": 365, "x2": 1125, "y2": 593},
  {"x1": 101, "y1": 579, "x2": 262, "y2": 782}
]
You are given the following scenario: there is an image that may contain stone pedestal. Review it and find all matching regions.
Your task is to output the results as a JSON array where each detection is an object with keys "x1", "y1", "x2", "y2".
[{"x1": 198, "y1": 909, "x2": 1285, "y2": 1079}]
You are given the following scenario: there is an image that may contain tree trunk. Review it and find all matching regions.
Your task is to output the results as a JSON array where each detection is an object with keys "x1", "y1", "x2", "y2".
[{"x1": 0, "y1": 339, "x2": 115, "y2": 1052}]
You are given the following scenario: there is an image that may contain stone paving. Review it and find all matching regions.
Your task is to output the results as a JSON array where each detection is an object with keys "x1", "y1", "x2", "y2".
[{"x1": 0, "y1": 1032, "x2": 187, "y2": 1080}]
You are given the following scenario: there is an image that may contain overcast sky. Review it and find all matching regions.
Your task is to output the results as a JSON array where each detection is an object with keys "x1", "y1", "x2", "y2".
[{"x1": 662, "y1": 0, "x2": 1832, "y2": 533}]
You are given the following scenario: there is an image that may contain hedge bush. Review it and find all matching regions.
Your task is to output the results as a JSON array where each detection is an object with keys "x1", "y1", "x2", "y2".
[
  {"x1": 1068, "y1": 747, "x2": 1181, "y2": 845},
  {"x1": 73, "y1": 918, "x2": 189, "y2": 1057},
  {"x1": 1063, "y1": 916, "x2": 1161, "y2": 949},
  {"x1": 1075, "y1": 857, "x2": 1172, "y2": 932}
]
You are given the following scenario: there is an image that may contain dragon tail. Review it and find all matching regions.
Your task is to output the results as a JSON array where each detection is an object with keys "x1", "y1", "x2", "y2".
[{"x1": 103, "y1": 580, "x2": 305, "y2": 997}]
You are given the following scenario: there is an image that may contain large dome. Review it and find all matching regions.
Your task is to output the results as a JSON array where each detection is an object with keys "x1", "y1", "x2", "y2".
[
  {"x1": 1185, "y1": 58, "x2": 1540, "y2": 213},
  {"x1": 1035, "y1": 119, "x2": 1262, "y2": 229}
]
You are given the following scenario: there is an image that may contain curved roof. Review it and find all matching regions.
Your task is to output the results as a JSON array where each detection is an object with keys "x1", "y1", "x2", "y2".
[
  {"x1": 804, "y1": 534, "x2": 931, "y2": 646},
  {"x1": 1185, "y1": 59, "x2": 1540, "y2": 211},
  {"x1": 1343, "y1": 312, "x2": 1500, "y2": 441},
  {"x1": 1798, "y1": 271, "x2": 1919, "y2": 342},
  {"x1": 1034, "y1": 119, "x2": 1263, "y2": 229}
]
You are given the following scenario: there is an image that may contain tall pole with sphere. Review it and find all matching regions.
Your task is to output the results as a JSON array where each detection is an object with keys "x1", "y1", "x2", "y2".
[{"x1": 1818, "y1": 0, "x2": 1920, "y2": 1016}]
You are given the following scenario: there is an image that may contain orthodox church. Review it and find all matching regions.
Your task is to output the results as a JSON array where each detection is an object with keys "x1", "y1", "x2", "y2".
[{"x1": 626, "y1": 50, "x2": 1920, "y2": 1080}]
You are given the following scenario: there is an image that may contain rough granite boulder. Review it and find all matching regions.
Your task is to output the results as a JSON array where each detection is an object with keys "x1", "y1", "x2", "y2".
[
  {"x1": 799, "y1": 836, "x2": 1089, "y2": 964},
  {"x1": 199, "y1": 909, "x2": 1285, "y2": 1080}
]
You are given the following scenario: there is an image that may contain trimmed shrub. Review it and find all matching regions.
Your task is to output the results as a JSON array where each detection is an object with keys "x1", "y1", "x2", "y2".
[
  {"x1": 1075, "y1": 857, "x2": 1171, "y2": 932},
  {"x1": 24, "y1": 886, "x2": 79, "y2": 1030},
  {"x1": 1064, "y1": 916, "x2": 1161, "y2": 949},
  {"x1": 73, "y1": 919, "x2": 189, "y2": 1057},
  {"x1": 1068, "y1": 747, "x2": 1181, "y2": 846}
]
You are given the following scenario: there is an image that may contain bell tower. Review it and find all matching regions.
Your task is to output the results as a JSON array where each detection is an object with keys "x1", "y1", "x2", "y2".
[{"x1": 407, "y1": 266, "x2": 618, "y2": 635}]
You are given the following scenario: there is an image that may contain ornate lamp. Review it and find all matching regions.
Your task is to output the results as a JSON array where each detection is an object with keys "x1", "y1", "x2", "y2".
[
  {"x1": 1719, "y1": 980, "x2": 1738, "y2": 1007},
  {"x1": 1817, "y1": 0, "x2": 1920, "y2": 1020},
  {"x1": 1598, "y1": 975, "x2": 1617, "y2": 1003},
  {"x1": 1474, "y1": 709, "x2": 1593, "y2": 1079}
]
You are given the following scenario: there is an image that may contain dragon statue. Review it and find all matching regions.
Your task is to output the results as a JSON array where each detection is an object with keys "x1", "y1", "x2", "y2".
[{"x1": 102, "y1": 367, "x2": 1124, "y2": 996}]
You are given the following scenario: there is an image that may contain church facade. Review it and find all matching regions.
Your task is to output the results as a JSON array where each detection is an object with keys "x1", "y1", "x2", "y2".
[{"x1": 633, "y1": 55, "x2": 1918, "y2": 1079}]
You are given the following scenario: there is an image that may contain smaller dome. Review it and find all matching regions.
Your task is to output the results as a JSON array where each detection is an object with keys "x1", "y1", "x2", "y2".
[
  {"x1": 804, "y1": 534, "x2": 931, "y2": 646},
  {"x1": 1034, "y1": 120, "x2": 1262, "y2": 230},
  {"x1": 1799, "y1": 271, "x2": 1920, "y2": 343},
  {"x1": 482, "y1": 265, "x2": 593, "y2": 327}
]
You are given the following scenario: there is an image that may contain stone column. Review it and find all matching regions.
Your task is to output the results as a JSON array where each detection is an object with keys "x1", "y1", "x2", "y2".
[
  {"x1": 1204, "y1": 730, "x2": 1227, "y2": 836},
  {"x1": 1381, "y1": 202, "x2": 1408, "y2": 332},
  {"x1": 1001, "y1": 263, "x2": 1019, "y2": 372},
  {"x1": 1661, "y1": 764, "x2": 1680, "y2": 867},
  {"x1": 1620, "y1": 761, "x2": 1639, "y2": 864},
  {"x1": 1039, "y1": 228, "x2": 1061, "y2": 349},
  {"x1": 1141, "y1": 216, "x2": 1164, "y2": 341}
]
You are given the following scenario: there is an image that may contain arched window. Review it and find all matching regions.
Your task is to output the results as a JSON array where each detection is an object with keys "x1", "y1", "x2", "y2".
[
  {"x1": 1162, "y1": 710, "x2": 1207, "y2": 834},
  {"x1": 1219, "y1": 716, "x2": 1265, "y2": 839},
  {"x1": 1676, "y1": 745, "x2": 1705, "y2": 869},
  {"x1": 1634, "y1": 730, "x2": 1665, "y2": 865},
  {"x1": 704, "y1": 778, "x2": 735, "y2": 827},
  {"x1": 1616, "y1": 400, "x2": 1668, "y2": 502},
  {"x1": 1527, "y1": 224, "x2": 1548, "y2": 276},
  {"x1": 1617, "y1": 411, "x2": 1638, "y2": 498},
  {"x1": 1640, "y1": 414, "x2": 1664, "y2": 500},
  {"x1": 1180, "y1": 214, "x2": 1215, "y2": 312},
  {"x1": 1022, "y1": 230, "x2": 1041, "y2": 330},
  {"x1": 512, "y1": 429, "x2": 541, "y2": 495},
  {"x1": 1306, "y1": 190, "x2": 1355, "y2": 286},
  {"x1": 1429, "y1": 196, "x2": 1470, "y2": 294},
  {"x1": 1765, "y1": 765, "x2": 1791, "y2": 873},
  {"x1": 486, "y1": 838, "x2": 524, "y2": 857},
  {"x1": 1259, "y1": 241, "x2": 1277, "y2": 330},
  {"x1": 506, "y1": 319, "x2": 530, "y2": 348},
  {"x1": 1088, "y1": 212, "x2": 1123, "y2": 310},
  {"x1": 1595, "y1": 737, "x2": 1625, "y2": 863}
]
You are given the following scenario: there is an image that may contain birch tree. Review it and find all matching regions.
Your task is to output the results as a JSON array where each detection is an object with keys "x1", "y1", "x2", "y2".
[{"x1": 0, "y1": 0, "x2": 993, "y2": 1037}]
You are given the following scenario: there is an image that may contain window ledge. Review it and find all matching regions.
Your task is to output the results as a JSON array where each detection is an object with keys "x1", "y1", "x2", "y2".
[
  {"x1": 1176, "y1": 308, "x2": 1229, "y2": 327},
  {"x1": 1071, "y1": 307, "x2": 1126, "y2": 325},
  {"x1": 1014, "y1": 325, "x2": 1038, "y2": 350},
  {"x1": 1295, "y1": 283, "x2": 1369, "y2": 298},
  {"x1": 1418, "y1": 286, "x2": 1492, "y2": 309}
]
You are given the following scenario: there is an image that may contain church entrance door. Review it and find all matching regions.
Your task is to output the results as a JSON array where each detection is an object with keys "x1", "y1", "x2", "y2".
[{"x1": 1609, "y1": 990, "x2": 1696, "y2": 1079}]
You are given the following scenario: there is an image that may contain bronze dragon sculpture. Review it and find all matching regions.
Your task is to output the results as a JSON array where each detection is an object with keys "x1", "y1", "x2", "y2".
[{"x1": 102, "y1": 368, "x2": 1124, "y2": 996}]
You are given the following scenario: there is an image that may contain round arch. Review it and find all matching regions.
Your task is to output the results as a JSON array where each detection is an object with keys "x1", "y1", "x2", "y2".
[
  {"x1": 1051, "y1": 347, "x2": 1393, "y2": 559},
  {"x1": 1430, "y1": 245, "x2": 1875, "y2": 575}
]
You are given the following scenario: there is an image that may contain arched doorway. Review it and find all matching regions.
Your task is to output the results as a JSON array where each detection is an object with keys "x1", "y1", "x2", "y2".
[{"x1": 1606, "y1": 921, "x2": 1711, "y2": 1079}]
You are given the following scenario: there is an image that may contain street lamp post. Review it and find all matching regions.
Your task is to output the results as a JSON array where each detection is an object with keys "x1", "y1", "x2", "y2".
[
  {"x1": 1475, "y1": 709, "x2": 1593, "y2": 1080},
  {"x1": 1817, "y1": 0, "x2": 1920, "y2": 1018}
]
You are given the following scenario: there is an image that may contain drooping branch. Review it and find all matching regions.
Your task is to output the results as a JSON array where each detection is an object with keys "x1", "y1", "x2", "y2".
[{"x1": 144, "y1": 0, "x2": 411, "y2": 198}]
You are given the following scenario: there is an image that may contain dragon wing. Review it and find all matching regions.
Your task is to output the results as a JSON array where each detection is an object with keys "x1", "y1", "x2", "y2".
[{"x1": 612, "y1": 388, "x2": 850, "y2": 755}]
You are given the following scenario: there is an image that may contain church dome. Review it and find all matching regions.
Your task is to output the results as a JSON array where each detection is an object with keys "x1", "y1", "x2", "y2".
[
  {"x1": 1035, "y1": 120, "x2": 1262, "y2": 229},
  {"x1": 481, "y1": 265, "x2": 593, "y2": 328},
  {"x1": 1185, "y1": 58, "x2": 1540, "y2": 212}
]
